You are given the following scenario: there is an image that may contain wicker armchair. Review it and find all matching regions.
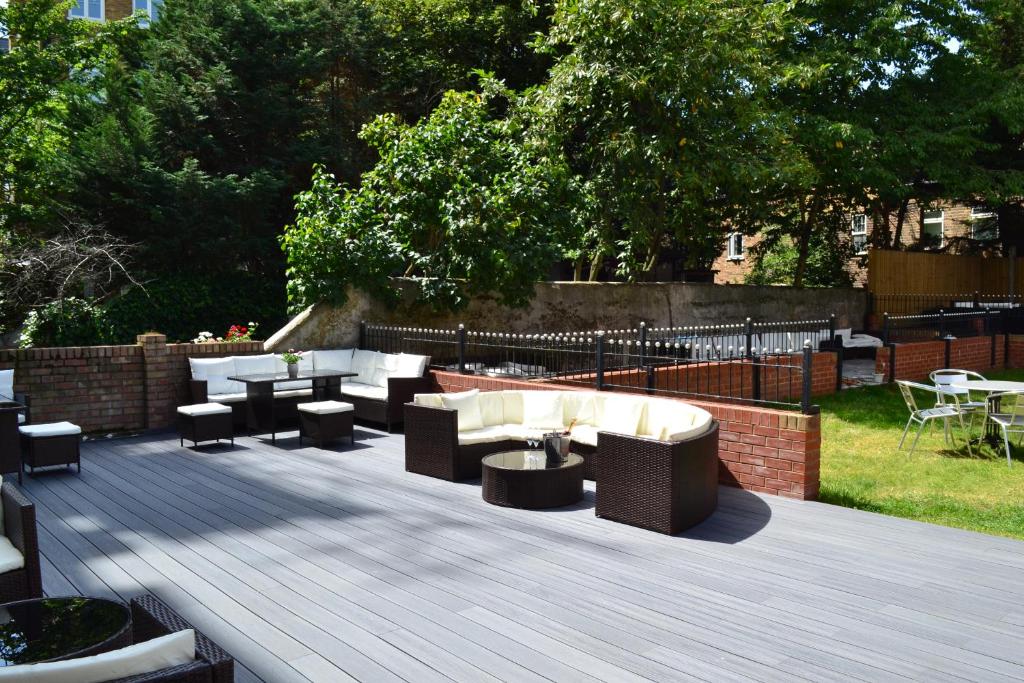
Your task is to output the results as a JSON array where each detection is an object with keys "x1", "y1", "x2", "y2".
[
  {"x1": 0, "y1": 479, "x2": 41, "y2": 603},
  {"x1": 595, "y1": 422, "x2": 720, "y2": 535},
  {"x1": 116, "y1": 595, "x2": 235, "y2": 683},
  {"x1": 0, "y1": 393, "x2": 29, "y2": 482}
]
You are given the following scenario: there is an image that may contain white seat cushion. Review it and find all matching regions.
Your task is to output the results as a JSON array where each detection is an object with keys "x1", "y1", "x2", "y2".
[
  {"x1": 596, "y1": 395, "x2": 645, "y2": 436},
  {"x1": 457, "y1": 425, "x2": 510, "y2": 445},
  {"x1": 440, "y1": 390, "x2": 484, "y2": 432},
  {"x1": 188, "y1": 358, "x2": 243, "y2": 395},
  {"x1": 273, "y1": 380, "x2": 313, "y2": 392},
  {"x1": 233, "y1": 354, "x2": 277, "y2": 377},
  {"x1": 298, "y1": 401, "x2": 353, "y2": 415},
  {"x1": 340, "y1": 383, "x2": 388, "y2": 401},
  {"x1": 521, "y1": 391, "x2": 564, "y2": 429},
  {"x1": 19, "y1": 422, "x2": 81, "y2": 438},
  {"x1": 569, "y1": 424, "x2": 599, "y2": 447},
  {"x1": 643, "y1": 398, "x2": 713, "y2": 440},
  {"x1": 413, "y1": 393, "x2": 444, "y2": 409},
  {"x1": 312, "y1": 349, "x2": 354, "y2": 373},
  {"x1": 273, "y1": 388, "x2": 314, "y2": 399},
  {"x1": 16, "y1": 413, "x2": 24, "y2": 425},
  {"x1": 0, "y1": 629, "x2": 196, "y2": 683},
  {"x1": 0, "y1": 531, "x2": 21, "y2": 573},
  {"x1": 503, "y1": 424, "x2": 551, "y2": 442},
  {"x1": 0, "y1": 369, "x2": 12, "y2": 402},
  {"x1": 845, "y1": 334, "x2": 883, "y2": 348},
  {"x1": 176, "y1": 403, "x2": 232, "y2": 417},
  {"x1": 394, "y1": 353, "x2": 429, "y2": 378},
  {"x1": 207, "y1": 392, "x2": 248, "y2": 403}
]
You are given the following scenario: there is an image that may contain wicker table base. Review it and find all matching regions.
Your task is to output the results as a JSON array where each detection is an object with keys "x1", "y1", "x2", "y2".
[{"x1": 482, "y1": 451, "x2": 584, "y2": 509}]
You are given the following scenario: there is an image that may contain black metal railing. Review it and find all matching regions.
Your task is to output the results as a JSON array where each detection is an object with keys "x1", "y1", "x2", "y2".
[
  {"x1": 361, "y1": 321, "x2": 818, "y2": 413},
  {"x1": 880, "y1": 310, "x2": 997, "y2": 344},
  {"x1": 871, "y1": 292, "x2": 1023, "y2": 317}
]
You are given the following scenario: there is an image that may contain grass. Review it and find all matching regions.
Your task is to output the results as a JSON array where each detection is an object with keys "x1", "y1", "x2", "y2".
[{"x1": 818, "y1": 368, "x2": 1024, "y2": 540}]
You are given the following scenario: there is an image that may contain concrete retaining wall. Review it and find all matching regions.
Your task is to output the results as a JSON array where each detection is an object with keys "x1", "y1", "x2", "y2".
[{"x1": 267, "y1": 281, "x2": 868, "y2": 351}]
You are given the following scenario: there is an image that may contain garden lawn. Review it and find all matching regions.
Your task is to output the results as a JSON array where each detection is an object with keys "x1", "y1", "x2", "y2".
[{"x1": 818, "y1": 368, "x2": 1024, "y2": 540}]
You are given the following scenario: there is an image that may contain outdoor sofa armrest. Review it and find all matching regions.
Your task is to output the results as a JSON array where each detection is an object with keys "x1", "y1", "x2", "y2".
[
  {"x1": 387, "y1": 376, "x2": 435, "y2": 405},
  {"x1": 403, "y1": 403, "x2": 461, "y2": 480},
  {"x1": 189, "y1": 380, "x2": 209, "y2": 404},
  {"x1": 127, "y1": 594, "x2": 234, "y2": 683},
  {"x1": 13, "y1": 393, "x2": 29, "y2": 424},
  {"x1": 2, "y1": 481, "x2": 41, "y2": 599}
]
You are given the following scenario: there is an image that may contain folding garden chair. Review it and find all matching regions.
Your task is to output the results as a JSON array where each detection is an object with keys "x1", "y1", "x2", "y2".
[
  {"x1": 983, "y1": 391, "x2": 1024, "y2": 467},
  {"x1": 897, "y1": 380, "x2": 973, "y2": 457}
]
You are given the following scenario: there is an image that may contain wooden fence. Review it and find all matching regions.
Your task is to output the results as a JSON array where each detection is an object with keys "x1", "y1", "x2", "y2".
[{"x1": 868, "y1": 250, "x2": 1021, "y2": 295}]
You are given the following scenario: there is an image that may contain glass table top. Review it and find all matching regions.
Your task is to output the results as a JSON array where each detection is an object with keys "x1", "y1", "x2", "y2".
[
  {"x1": 0, "y1": 597, "x2": 131, "y2": 666},
  {"x1": 483, "y1": 450, "x2": 583, "y2": 471}
]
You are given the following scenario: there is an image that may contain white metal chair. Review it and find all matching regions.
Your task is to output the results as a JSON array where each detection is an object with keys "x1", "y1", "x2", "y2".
[
  {"x1": 983, "y1": 391, "x2": 1024, "y2": 467},
  {"x1": 897, "y1": 380, "x2": 973, "y2": 457},
  {"x1": 929, "y1": 369, "x2": 988, "y2": 413}
]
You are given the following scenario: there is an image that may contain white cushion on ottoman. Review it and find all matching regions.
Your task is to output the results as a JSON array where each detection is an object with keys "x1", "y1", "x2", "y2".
[
  {"x1": 298, "y1": 401, "x2": 354, "y2": 415},
  {"x1": 0, "y1": 629, "x2": 196, "y2": 683},
  {"x1": 177, "y1": 403, "x2": 232, "y2": 417},
  {"x1": 18, "y1": 422, "x2": 81, "y2": 438}
]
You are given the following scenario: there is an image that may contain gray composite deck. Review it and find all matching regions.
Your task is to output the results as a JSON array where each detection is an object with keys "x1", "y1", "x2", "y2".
[{"x1": 20, "y1": 427, "x2": 1024, "y2": 682}]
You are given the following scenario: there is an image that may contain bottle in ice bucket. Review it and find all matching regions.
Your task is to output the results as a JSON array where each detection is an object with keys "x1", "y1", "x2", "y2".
[{"x1": 543, "y1": 418, "x2": 575, "y2": 465}]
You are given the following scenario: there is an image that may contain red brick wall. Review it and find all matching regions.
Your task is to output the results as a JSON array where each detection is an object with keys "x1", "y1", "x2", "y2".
[
  {"x1": 876, "y1": 335, "x2": 1005, "y2": 381},
  {"x1": 430, "y1": 369, "x2": 820, "y2": 500},
  {"x1": 0, "y1": 335, "x2": 266, "y2": 433},
  {"x1": 1008, "y1": 335, "x2": 1024, "y2": 367}
]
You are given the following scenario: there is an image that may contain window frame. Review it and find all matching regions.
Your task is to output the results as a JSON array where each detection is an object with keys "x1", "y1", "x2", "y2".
[
  {"x1": 69, "y1": 0, "x2": 104, "y2": 22},
  {"x1": 850, "y1": 214, "x2": 868, "y2": 255},
  {"x1": 133, "y1": 0, "x2": 161, "y2": 24},
  {"x1": 970, "y1": 206, "x2": 998, "y2": 241},
  {"x1": 726, "y1": 232, "x2": 744, "y2": 261},
  {"x1": 921, "y1": 209, "x2": 945, "y2": 249}
]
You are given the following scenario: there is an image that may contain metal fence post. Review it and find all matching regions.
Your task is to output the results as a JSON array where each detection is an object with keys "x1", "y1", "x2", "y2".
[
  {"x1": 457, "y1": 324, "x2": 466, "y2": 374},
  {"x1": 595, "y1": 332, "x2": 605, "y2": 391},
  {"x1": 638, "y1": 322, "x2": 647, "y2": 368},
  {"x1": 989, "y1": 310, "x2": 997, "y2": 367},
  {"x1": 744, "y1": 317, "x2": 753, "y2": 360},
  {"x1": 645, "y1": 365, "x2": 655, "y2": 395},
  {"x1": 882, "y1": 313, "x2": 890, "y2": 345},
  {"x1": 973, "y1": 290, "x2": 980, "y2": 308},
  {"x1": 938, "y1": 309, "x2": 946, "y2": 338},
  {"x1": 359, "y1": 320, "x2": 367, "y2": 349},
  {"x1": 828, "y1": 313, "x2": 836, "y2": 342},
  {"x1": 801, "y1": 342, "x2": 813, "y2": 414},
  {"x1": 944, "y1": 336, "x2": 952, "y2": 369}
]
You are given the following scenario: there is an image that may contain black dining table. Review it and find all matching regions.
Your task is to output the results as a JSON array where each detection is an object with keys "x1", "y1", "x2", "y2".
[{"x1": 228, "y1": 369, "x2": 357, "y2": 443}]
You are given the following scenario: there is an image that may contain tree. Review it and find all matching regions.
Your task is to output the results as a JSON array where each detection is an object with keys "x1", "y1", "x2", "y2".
[
  {"x1": 282, "y1": 81, "x2": 573, "y2": 311},
  {"x1": 528, "y1": 0, "x2": 799, "y2": 281}
]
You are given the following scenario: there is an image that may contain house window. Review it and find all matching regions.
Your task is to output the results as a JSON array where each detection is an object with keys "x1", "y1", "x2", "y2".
[
  {"x1": 133, "y1": 0, "x2": 162, "y2": 24},
  {"x1": 921, "y1": 209, "x2": 944, "y2": 248},
  {"x1": 971, "y1": 206, "x2": 998, "y2": 241},
  {"x1": 851, "y1": 214, "x2": 868, "y2": 254},
  {"x1": 69, "y1": 0, "x2": 104, "y2": 21},
  {"x1": 727, "y1": 233, "x2": 744, "y2": 260},
  {"x1": 0, "y1": 37, "x2": 8, "y2": 54}
]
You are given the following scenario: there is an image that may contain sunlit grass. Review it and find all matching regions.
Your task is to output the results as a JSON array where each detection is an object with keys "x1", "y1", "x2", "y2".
[{"x1": 818, "y1": 369, "x2": 1024, "y2": 539}]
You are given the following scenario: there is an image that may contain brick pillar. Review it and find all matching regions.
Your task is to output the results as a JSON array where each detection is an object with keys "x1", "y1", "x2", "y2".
[{"x1": 138, "y1": 333, "x2": 175, "y2": 430}]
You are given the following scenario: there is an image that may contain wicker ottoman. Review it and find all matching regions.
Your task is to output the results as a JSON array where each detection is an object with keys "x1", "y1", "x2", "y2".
[
  {"x1": 298, "y1": 401, "x2": 354, "y2": 448},
  {"x1": 177, "y1": 403, "x2": 234, "y2": 448},
  {"x1": 18, "y1": 422, "x2": 82, "y2": 477}
]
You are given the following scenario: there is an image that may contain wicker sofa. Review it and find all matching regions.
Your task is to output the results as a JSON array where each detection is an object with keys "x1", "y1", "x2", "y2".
[
  {"x1": 0, "y1": 594, "x2": 234, "y2": 682},
  {"x1": 0, "y1": 478, "x2": 41, "y2": 603},
  {"x1": 405, "y1": 389, "x2": 720, "y2": 534},
  {"x1": 188, "y1": 350, "x2": 432, "y2": 432},
  {"x1": 0, "y1": 370, "x2": 29, "y2": 479}
]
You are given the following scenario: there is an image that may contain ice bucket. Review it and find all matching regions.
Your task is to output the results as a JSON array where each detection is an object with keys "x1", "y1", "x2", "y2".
[{"x1": 543, "y1": 432, "x2": 571, "y2": 464}]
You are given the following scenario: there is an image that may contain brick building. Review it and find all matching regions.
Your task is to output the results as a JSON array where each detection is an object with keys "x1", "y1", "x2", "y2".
[
  {"x1": 67, "y1": 0, "x2": 159, "y2": 21},
  {"x1": 712, "y1": 200, "x2": 998, "y2": 285}
]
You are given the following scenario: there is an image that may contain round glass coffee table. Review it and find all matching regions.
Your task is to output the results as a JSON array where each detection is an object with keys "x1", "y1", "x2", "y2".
[
  {"x1": 481, "y1": 450, "x2": 584, "y2": 509},
  {"x1": 0, "y1": 596, "x2": 132, "y2": 666}
]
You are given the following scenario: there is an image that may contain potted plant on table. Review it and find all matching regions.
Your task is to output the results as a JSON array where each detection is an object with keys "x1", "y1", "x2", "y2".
[{"x1": 282, "y1": 349, "x2": 304, "y2": 378}]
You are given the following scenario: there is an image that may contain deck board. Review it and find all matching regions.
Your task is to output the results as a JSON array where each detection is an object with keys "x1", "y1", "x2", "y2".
[{"x1": 18, "y1": 427, "x2": 1024, "y2": 683}]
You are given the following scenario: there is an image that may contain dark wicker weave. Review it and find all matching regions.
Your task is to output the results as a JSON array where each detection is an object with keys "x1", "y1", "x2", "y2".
[
  {"x1": 20, "y1": 431, "x2": 81, "y2": 475},
  {"x1": 595, "y1": 422, "x2": 720, "y2": 535},
  {"x1": 404, "y1": 404, "x2": 600, "y2": 482},
  {"x1": 178, "y1": 411, "x2": 234, "y2": 448},
  {"x1": 482, "y1": 453, "x2": 584, "y2": 509},
  {"x1": 298, "y1": 409, "x2": 354, "y2": 448},
  {"x1": 108, "y1": 595, "x2": 235, "y2": 683},
  {"x1": 0, "y1": 480, "x2": 41, "y2": 603}
]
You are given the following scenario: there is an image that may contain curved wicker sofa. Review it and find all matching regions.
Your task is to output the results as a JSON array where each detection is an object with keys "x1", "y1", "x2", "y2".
[{"x1": 404, "y1": 389, "x2": 720, "y2": 534}]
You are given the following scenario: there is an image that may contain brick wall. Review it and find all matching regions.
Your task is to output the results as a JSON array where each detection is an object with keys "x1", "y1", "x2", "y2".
[
  {"x1": 875, "y1": 335, "x2": 1005, "y2": 381},
  {"x1": 1008, "y1": 335, "x2": 1024, "y2": 367},
  {"x1": 0, "y1": 336, "x2": 266, "y2": 433},
  {"x1": 430, "y1": 369, "x2": 820, "y2": 500}
]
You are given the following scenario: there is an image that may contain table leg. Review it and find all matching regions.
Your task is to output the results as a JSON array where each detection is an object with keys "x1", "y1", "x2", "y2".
[
  {"x1": 314, "y1": 377, "x2": 342, "y2": 401},
  {"x1": 246, "y1": 383, "x2": 276, "y2": 443}
]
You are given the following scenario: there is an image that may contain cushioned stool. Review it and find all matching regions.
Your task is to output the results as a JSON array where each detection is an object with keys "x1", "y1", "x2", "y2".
[
  {"x1": 18, "y1": 421, "x2": 82, "y2": 479},
  {"x1": 298, "y1": 401, "x2": 354, "y2": 448},
  {"x1": 177, "y1": 403, "x2": 234, "y2": 448}
]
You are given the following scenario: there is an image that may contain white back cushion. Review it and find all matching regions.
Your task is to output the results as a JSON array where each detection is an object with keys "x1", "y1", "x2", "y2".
[
  {"x1": 478, "y1": 392, "x2": 504, "y2": 427},
  {"x1": 0, "y1": 370, "x2": 12, "y2": 401},
  {"x1": 351, "y1": 350, "x2": 379, "y2": 384},
  {"x1": 313, "y1": 349, "x2": 354, "y2": 372},
  {"x1": 598, "y1": 395, "x2": 646, "y2": 436},
  {"x1": 521, "y1": 391, "x2": 564, "y2": 429},
  {"x1": 233, "y1": 354, "x2": 277, "y2": 377},
  {"x1": 0, "y1": 629, "x2": 195, "y2": 683},
  {"x1": 501, "y1": 391, "x2": 524, "y2": 424},
  {"x1": 188, "y1": 358, "x2": 242, "y2": 396},
  {"x1": 440, "y1": 389, "x2": 483, "y2": 431},
  {"x1": 561, "y1": 392, "x2": 596, "y2": 427},
  {"x1": 394, "y1": 354, "x2": 429, "y2": 378}
]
